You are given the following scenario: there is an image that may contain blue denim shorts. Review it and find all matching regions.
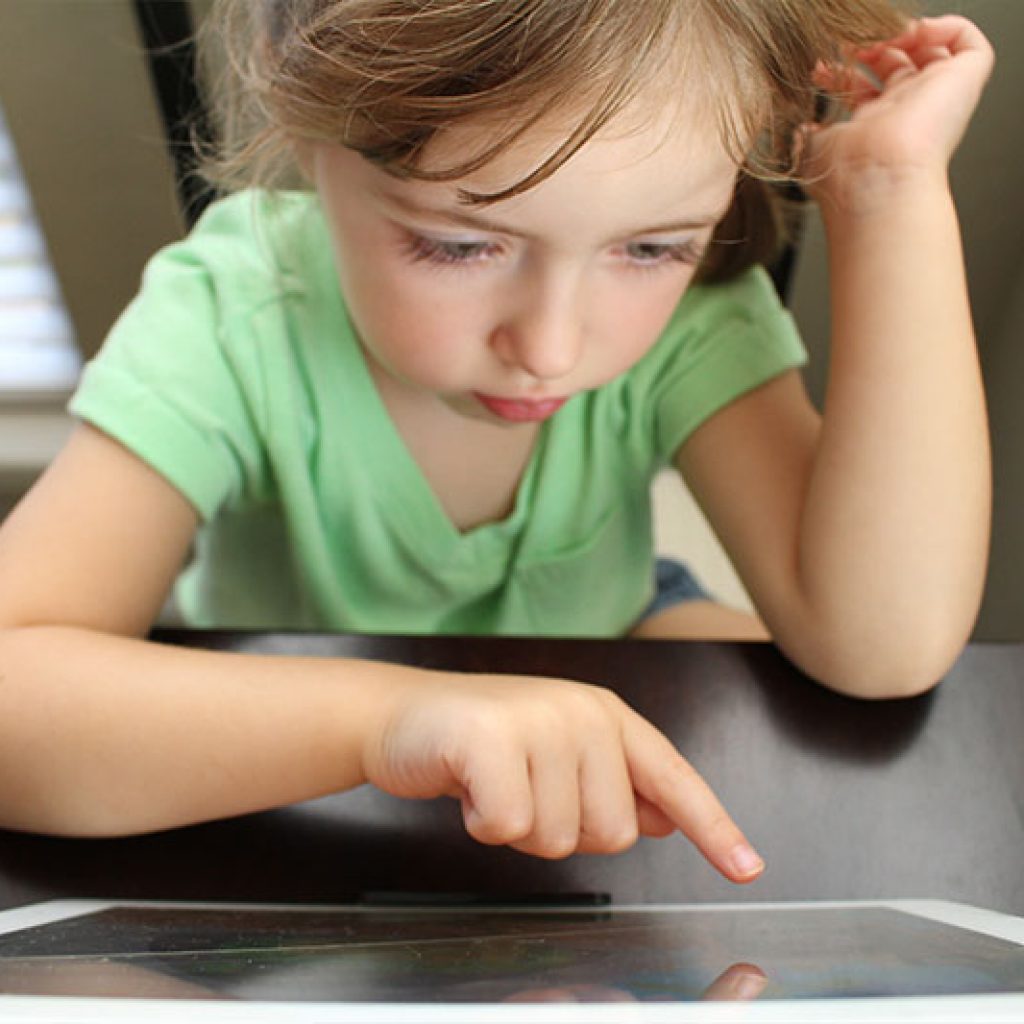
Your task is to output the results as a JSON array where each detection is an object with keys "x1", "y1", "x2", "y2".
[{"x1": 640, "y1": 558, "x2": 711, "y2": 619}]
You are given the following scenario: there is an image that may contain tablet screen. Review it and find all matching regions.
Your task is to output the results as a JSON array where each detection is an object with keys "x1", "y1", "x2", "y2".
[{"x1": 0, "y1": 904, "x2": 1022, "y2": 1003}]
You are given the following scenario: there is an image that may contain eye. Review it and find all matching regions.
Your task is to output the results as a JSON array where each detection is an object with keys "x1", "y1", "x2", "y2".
[
  {"x1": 623, "y1": 239, "x2": 705, "y2": 268},
  {"x1": 405, "y1": 234, "x2": 501, "y2": 267}
]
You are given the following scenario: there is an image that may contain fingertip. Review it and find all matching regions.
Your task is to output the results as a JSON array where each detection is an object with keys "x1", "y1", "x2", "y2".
[{"x1": 725, "y1": 842, "x2": 766, "y2": 884}]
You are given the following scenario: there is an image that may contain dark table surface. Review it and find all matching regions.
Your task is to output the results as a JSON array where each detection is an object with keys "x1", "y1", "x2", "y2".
[{"x1": 1, "y1": 634, "x2": 1022, "y2": 915}]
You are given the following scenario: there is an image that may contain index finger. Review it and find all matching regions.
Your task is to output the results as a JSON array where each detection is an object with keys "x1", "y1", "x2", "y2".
[{"x1": 622, "y1": 712, "x2": 765, "y2": 884}]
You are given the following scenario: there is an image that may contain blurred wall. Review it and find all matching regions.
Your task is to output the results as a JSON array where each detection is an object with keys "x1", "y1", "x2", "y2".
[{"x1": 0, "y1": 0, "x2": 184, "y2": 361}]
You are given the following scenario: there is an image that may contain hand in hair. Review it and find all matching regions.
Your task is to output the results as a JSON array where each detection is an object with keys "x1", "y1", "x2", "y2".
[{"x1": 799, "y1": 16, "x2": 994, "y2": 205}]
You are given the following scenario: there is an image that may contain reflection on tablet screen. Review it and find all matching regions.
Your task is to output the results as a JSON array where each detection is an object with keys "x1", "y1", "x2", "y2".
[{"x1": 0, "y1": 905, "x2": 1022, "y2": 1003}]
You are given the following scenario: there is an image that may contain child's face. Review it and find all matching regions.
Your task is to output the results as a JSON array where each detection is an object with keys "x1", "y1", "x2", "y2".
[{"x1": 309, "y1": 100, "x2": 739, "y2": 425}]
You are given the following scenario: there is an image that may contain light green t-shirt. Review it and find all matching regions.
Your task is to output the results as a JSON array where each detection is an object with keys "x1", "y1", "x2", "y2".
[{"x1": 69, "y1": 190, "x2": 806, "y2": 635}]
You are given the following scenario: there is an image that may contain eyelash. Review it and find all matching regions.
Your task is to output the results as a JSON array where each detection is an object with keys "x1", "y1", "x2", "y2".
[
  {"x1": 403, "y1": 234, "x2": 706, "y2": 271},
  {"x1": 405, "y1": 236, "x2": 500, "y2": 267},
  {"x1": 623, "y1": 240, "x2": 706, "y2": 269}
]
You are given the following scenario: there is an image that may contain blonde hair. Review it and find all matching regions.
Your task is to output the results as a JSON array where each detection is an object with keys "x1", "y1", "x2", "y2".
[{"x1": 199, "y1": 0, "x2": 910, "y2": 282}]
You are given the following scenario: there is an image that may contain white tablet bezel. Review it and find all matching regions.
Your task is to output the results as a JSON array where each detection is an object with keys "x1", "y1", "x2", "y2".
[{"x1": 0, "y1": 898, "x2": 1021, "y2": 1024}]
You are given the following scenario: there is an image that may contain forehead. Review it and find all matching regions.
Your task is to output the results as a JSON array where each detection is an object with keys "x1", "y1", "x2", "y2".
[
  {"x1": 401, "y1": 94, "x2": 740, "y2": 231},
  {"x1": 405, "y1": 25, "x2": 757, "y2": 190}
]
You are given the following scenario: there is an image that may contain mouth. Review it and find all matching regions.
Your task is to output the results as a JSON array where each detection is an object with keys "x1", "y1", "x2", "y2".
[{"x1": 473, "y1": 392, "x2": 569, "y2": 423}]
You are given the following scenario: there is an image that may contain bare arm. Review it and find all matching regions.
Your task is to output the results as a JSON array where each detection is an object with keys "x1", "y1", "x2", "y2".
[
  {"x1": 0, "y1": 425, "x2": 380, "y2": 834},
  {"x1": 677, "y1": 18, "x2": 994, "y2": 698},
  {"x1": 0, "y1": 425, "x2": 762, "y2": 880}
]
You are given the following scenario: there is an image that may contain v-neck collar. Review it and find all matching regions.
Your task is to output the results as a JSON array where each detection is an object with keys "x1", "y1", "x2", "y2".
[
  {"x1": 345, "y1": 328, "x2": 558, "y2": 562},
  {"x1": 316, "y1": 273, "x2": 557, "y2": 568}
]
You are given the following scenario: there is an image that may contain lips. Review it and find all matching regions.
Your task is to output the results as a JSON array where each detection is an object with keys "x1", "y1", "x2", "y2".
[{"x1": 473, "y1": 392, "x2": 569, "y2": 423}]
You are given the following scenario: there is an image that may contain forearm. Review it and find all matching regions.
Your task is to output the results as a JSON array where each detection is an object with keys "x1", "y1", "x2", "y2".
[
  {"x1": 0, "y1": 626, "x2": 764, "y2": 879},
  {"x1": 790, "y1": 174, "x2": 990, "y2": 691},
  {"x1": 0, "y1": 626, "x2": 414, "y2": 836}
]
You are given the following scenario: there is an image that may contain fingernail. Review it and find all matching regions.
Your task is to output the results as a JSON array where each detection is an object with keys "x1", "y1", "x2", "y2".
[{"x1": 728, "y1": 843, "x2": 765, "y2": 878}]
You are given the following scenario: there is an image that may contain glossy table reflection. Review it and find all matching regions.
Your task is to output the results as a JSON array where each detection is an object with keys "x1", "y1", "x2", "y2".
[{"x1": 0, "y1": 634, "x2": 1021, "y2": 914}]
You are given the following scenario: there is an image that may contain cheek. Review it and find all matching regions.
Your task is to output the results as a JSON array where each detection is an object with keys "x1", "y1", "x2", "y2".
[
  {"x1": 340, "y1": 261, "x2": 482, "y2": 381},
  {"x1": 595, "y1": 277, "x2": 694, "y2": 371},
  {"x1": 321, "y1": 205, "x2": 475, "y2": 380}
]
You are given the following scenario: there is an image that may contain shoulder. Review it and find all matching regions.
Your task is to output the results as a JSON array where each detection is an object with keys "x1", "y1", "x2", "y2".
[
  {"x1": 106, "y1": 189, "x2": 344, "y2": 366},
  {"x1": 78, "y1": 190, "x2": 334, "y2": 417},
  {"x1": 671, "y1": 265, "x2": 790, "y2": 335},
  {"x1": 69, "y1": 191, "x2": 331, "y2": 517},
  {"x1": 145, "y1": 190, "x2": 322, "y2": 302},
  {"x1": 183, "y1": 189, "x2": 319, "y2": 253},
  {"x1": 632, "y1": 265, "x2": 804, "y2": 379},
  {"x1": 609, "y1": 265, "x2": 807, "y2": 459}
]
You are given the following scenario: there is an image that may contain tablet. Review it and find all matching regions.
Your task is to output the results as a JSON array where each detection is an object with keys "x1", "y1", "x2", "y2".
[{"x1": 0, "y1": 898, "x2": 1022, "y2": 1022}]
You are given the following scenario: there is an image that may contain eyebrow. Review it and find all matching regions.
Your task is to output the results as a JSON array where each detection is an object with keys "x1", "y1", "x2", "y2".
[{"x1": 378, "y1": 189, "x2": 725, "y2": 240}]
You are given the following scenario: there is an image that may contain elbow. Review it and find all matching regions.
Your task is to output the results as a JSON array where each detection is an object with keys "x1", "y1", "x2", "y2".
[
  {"x1": 817, "y1": 657, "x2": 948, "y2": 702},
  {"x1": 780, "y1": 610, "x2": 970, "y2": 701}
]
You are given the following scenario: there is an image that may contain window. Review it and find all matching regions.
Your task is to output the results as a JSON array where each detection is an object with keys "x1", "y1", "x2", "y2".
[{"x1": 0, "y1": 104, "x2": 81, "y2": 395}]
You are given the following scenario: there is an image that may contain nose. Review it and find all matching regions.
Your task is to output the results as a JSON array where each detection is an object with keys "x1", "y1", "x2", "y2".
[{"x1": 490, "y1": 273, "x2": 584, "y2": 382}]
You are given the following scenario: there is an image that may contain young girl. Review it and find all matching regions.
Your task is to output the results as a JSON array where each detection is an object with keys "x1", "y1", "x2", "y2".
[{"x1": 0, "y1": 1, "x2": 993, "y2": 882}]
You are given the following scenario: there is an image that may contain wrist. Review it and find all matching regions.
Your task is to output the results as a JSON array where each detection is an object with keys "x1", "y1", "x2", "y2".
[
  {"x1": 347, "y1": 660, "x2": 445, "y2": 787},
  {"x1": 810, "y1": 163, "x2": 952, "y2": 223}
]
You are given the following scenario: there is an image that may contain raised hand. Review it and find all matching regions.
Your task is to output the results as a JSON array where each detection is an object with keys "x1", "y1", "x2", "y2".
[{"x1": 361, "y1": 670, "x2": 764, "y2": 882}]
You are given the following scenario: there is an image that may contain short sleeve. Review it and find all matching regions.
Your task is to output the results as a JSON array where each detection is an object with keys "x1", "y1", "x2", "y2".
[
  {"x1": 633, "y1": 266, "x2": 807, "y2": 462},
  {"x1": 68, "y1": 201, "x2": 274, "y2": 521}
]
